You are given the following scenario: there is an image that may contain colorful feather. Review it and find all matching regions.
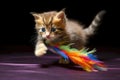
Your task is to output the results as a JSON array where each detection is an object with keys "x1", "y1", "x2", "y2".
[{"x1": 48, "y1": 44, "x2": 107, "y2": 72}]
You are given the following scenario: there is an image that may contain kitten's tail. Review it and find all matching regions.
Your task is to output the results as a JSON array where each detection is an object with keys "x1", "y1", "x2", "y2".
[{"x1": 84, "y1": 10, "x2": 106, "y2": 36}]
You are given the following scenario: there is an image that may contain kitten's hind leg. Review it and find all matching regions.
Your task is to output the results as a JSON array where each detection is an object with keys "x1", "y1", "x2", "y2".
[{"x1": 59, "y1": 58, "x2": 70, "y2": 64}]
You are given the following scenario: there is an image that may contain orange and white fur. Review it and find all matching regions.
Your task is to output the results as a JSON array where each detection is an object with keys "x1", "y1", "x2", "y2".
[{"x1": 31, "y1": 9, "x2": 106, "y2": 57}]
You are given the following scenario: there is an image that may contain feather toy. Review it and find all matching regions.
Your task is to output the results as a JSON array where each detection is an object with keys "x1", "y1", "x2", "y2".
[{"x1": 48, "y1": 44, "x2": 107, "y2": 72}]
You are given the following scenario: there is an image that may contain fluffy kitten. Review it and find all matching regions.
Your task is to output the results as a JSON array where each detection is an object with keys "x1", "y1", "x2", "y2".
[{"x1": 31, "y1": 9, "x2": 106, "y2": 57}]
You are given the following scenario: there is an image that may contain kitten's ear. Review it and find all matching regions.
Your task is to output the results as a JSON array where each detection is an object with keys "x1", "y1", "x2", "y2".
[
  {"x1": 56, "y1": 11, "x2": 65, "y2": 19},
  {"x1": 30, "y1": 12, "x2": 43, "y2": 24},
  {"x1": 30, "y1": 12, "x2": 40, "y2": 20},
  {"x1": 54, "y1": 10, "x2": 66, "y2": 22}
]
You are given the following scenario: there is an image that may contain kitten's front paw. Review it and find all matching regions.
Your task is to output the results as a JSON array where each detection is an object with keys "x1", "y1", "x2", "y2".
[{"x1": 35, "y1": 44, "x2": 48, "y2": 57}]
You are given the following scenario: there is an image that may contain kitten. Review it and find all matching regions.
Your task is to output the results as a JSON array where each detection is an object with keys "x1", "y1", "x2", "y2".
[{"x1": 31, "y1": 9, "x2": 106, "y2": 57}]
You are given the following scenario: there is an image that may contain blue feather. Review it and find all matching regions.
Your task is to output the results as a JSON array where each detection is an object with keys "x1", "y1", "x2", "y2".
[
  {"x1": 52, "y1": 47, "x2": 69, "y2": 60},
  {"x1": 88, "y1": 54, "x2": 99, "y2": 61}
]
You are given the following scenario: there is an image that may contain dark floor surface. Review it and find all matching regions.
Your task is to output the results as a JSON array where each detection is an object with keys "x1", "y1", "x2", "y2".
[{"x1": 0, "y1": 46, "x2": 120, "y2": 80}]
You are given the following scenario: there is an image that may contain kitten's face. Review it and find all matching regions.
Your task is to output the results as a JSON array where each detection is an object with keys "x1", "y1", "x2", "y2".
[{"x1": 32, "y1": 11, "x2": 66, "y2": 41}]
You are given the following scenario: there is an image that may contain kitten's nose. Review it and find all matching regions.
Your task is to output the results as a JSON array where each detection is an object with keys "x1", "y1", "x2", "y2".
[
  {"x1": 46, "y1": 35, "x2": 50, "y2": 39},
  {"x1": 46, "y1": 32, "x2": 50, "y2": 39}
]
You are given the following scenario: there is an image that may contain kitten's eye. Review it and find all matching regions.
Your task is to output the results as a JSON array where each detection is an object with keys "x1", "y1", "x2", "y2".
[
  {"x1": 51, "y1": 27, "x2": 56, "y2": 32},
  {"x1": 41, "y1": 28, "x2": 46, "y2": 32}
]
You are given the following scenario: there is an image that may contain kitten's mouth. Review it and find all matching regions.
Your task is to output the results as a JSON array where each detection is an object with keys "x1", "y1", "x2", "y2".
[
  {"x1": 46, "y1": 36, "x2": 51, "y2": 40},
  {"x1": 46, "y1": 35, "x2": 55, "y2": 40},
  {"x1": 46, "y1": 36, "x2": 50, "y2": 39},
  {"x1": 46, "y1": 37, "x2": 53, "y2": 40},
  {"x1": 46, "y1": 37, "x2": 55, "y2": 41}
]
